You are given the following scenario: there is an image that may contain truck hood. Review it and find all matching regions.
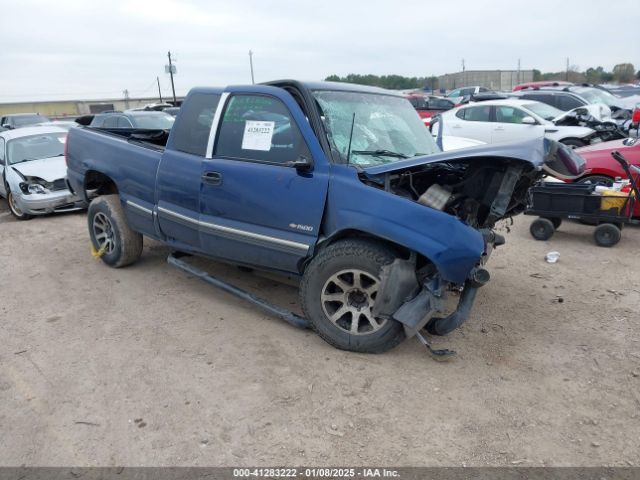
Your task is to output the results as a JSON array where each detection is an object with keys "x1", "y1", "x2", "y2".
[
  {"x1": 11, "y1": 156, "x2": 66, "y2": 182},
  {"x1": 363, "y1": 138, "x2": 549, "y2": 176}
]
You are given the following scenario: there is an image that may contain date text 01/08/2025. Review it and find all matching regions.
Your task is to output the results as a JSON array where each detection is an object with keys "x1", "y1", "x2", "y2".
[{"x1": 232, "y1": 468, "x2": 400, "y2": 478}]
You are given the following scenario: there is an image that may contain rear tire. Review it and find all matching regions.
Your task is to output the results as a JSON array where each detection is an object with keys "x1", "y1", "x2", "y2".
[
  {"x1": 593, "y1": 223, "x2": 621, "y2": 247},
  {"x1": 300, "y1": 238, "x2": 406, "y2": 353},
  {"x1": 530, "y1": 218, "x2": 555, "y2": 241},
  {"x1": 87, "y1": 195, "x2": 143, "y2": 267}
]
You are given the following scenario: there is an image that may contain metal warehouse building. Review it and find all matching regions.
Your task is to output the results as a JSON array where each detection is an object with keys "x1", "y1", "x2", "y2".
[
  {"x1": 438, "y1": 70, "x2": 535, "y2": 91},
  {"x1": 0, "y1": 96, "x2": 184, "y2": 119}
]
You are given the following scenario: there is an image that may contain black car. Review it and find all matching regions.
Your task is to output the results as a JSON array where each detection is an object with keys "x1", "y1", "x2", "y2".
[
  {"x1": 511, "y1": 88, "x2": 587, "y2": 111},
  {"x1": 0, "y1": 113, "x2": 51, "y2": 131},
  {"x1": 512, "y1": 85, "x2": 630, "y2": 112}
]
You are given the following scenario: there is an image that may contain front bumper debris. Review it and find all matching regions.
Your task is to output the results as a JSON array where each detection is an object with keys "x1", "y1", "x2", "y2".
[{"x1": 374, "y1": 257, "x2": 490, "y2": 340}]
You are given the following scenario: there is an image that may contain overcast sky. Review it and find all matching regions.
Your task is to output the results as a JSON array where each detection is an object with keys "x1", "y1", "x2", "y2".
[{"x1": 1, "y1": 0, "x2": 637, "y2": 102}]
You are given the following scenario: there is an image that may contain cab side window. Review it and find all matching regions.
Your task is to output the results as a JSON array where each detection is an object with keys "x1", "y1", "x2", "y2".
[
  {"x1": 215, "y1": 94, "x2": 308, "y2": 165},
  {"x1": 0, "y1": 138, "x2": 5, "y2": 164}
]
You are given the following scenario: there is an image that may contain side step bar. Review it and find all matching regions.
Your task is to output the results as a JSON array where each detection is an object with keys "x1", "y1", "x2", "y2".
[{"x1": 167, "y1": 252, "x2": 310, "y2": 330}]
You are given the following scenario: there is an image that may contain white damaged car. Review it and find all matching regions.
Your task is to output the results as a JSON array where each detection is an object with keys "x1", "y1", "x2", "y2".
[
  {"x1": 0, "y1": 126, "x2": 86, "y2": 220},
  {"x1": 431, "y1": 99, "x2": 598, "y2": 149}
]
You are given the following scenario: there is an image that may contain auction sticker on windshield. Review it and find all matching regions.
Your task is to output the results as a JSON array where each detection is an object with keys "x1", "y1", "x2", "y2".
[{"x1": 242, "y1": 120, "x2": 274, "y2": 151}]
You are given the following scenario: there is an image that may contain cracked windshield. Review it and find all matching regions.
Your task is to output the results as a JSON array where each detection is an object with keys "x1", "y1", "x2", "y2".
[{"x1": 313, "y1": 90, "x2": 440, "y2": 166}]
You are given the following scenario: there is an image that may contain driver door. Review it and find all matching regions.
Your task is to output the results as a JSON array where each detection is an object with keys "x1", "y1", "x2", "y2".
[{"x1": 199, "y1": 87, "x2": 330, "y2": 272}]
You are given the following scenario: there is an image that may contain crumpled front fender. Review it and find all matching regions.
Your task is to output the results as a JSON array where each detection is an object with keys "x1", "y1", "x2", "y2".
[{"x1": 323, "y1": 166, "x2": 485, "y2": 284}]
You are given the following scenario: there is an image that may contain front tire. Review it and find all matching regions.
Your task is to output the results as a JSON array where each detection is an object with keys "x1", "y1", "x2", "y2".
[
  {"x1": 300, "y1": 239, "x2": 406, "y2": 353},
  {"x1": 7, "y1": 190, "x2": 33, "y2": 221},
  {"x1": 87, "y1": 195, "x2": 143, "y2": 267}
]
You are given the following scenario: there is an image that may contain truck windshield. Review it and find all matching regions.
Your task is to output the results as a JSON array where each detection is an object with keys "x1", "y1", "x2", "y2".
[{"x1": 312, "y1": 90, "x2": 440, "y2": 166}]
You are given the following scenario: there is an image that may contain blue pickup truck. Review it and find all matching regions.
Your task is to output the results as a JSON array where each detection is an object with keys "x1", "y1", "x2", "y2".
[{"x1": 66, "y1": 80, "x2": 584, "y2": 353}]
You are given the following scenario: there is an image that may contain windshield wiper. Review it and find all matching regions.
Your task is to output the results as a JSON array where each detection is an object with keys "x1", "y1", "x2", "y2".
[
  {"x1": 12, "y1": 158, "x2": 38, "y2": 164},
  {"x1": 351, "y1": 149, "x2": 408, "y2": 159}
]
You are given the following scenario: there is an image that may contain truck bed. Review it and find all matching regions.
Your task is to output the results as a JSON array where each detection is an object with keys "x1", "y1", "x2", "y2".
[{"x1": 84, "y1": 127, "x2": 170, "y2": 151}]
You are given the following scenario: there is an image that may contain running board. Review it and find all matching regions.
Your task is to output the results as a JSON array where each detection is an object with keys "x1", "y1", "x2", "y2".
[{"x1": 167, "y1": 252, "x2": 310, "y2": 330}]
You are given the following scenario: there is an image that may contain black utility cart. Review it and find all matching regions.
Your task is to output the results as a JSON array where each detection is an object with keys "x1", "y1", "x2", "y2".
[{"x1": 527, "y1": 151, "x2": 640, "y2": 247}]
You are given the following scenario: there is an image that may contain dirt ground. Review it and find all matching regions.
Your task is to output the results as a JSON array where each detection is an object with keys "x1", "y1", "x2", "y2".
[{"x1": 0, "y1": 199, "x2": 639, "y2": 467}]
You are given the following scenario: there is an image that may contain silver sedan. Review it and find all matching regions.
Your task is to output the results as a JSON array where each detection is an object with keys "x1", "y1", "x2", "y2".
[{"x1": 0, "y1": 126, "x2": 86, "y2": 220}]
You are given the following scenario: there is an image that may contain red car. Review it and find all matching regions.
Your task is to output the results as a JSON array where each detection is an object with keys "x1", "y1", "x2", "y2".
[
  {"x1": 575, "y1": 137, "x2": 640, "y2": 216},
  {"x1": 405, "y1": 95, "x2": 455, "y2": 127},
  {"x1": 513, "y1": 81, "x2": 573, "y2": 91}
]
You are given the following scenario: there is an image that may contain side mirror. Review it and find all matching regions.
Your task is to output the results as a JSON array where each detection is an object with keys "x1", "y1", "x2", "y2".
[
  {"x1": 521, "y1": 116, "x2": 537, "y2": 125},
  {"x1": 1, "y1": 124, "x2": 10, "y2": 129},
  {"x1": 286, "y1": 155, "x2": 313, "y2": 172}
]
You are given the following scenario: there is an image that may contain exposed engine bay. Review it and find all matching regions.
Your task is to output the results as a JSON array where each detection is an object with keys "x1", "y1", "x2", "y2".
[{"x1": 361, "y1": 158, "x2": 541, "y2": 229}]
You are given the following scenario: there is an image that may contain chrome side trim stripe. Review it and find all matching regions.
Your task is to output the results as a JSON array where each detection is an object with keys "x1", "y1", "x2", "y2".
[
  {"x1": 205, "y1": 92, "x2": 230, "y2": 159},
  {"x1": 199, "y1": 220, "x2": 309, "y2": 252},
  {"x1": 157, "y1": 205, "x2": 309, "y2": 253},
  {"x1": 158, "y1": 206, "x2": 199, "y2": 226},
  {"x1": 127, "y1": 200, "x2": 153, "y2": 216}
]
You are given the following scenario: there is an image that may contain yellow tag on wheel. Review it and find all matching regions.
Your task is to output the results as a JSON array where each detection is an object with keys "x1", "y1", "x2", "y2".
[{"x1": 90, "y1": 243, "x2": 107, "y2": 258}]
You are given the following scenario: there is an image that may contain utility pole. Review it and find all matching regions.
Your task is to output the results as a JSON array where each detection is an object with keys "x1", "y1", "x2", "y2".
[
  {"x1": 566, "y1": 57, "x2": 570, "y2": 81},
  {"x1": 462, "y1": 58, "x2": 465, "y2": 85},
  {"x1": 249, "y1": 50, "x2": 255, "y2": 84},
  {"x1": 517, "y1": 58, "x2": 521, "y2": 85},
  {"x1": 157, "y1": 76, "x2": 163, "y2": 103},
  {"x1": 167, "y1": 50, "x2": 177, "y2": 105},
  {"x1": 123, "y1": 89, "x2": 130, "y2": 110}
]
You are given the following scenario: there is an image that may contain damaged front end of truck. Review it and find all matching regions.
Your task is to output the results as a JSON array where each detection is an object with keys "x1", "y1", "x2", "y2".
[{"x1": 328, "y1": 138, "x2": 586, "y2": 342}]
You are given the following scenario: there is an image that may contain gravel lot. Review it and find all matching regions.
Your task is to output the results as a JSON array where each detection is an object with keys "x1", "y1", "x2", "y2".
[{"x1": 1, "y1": 200, "x2": 639, "y2": 467}]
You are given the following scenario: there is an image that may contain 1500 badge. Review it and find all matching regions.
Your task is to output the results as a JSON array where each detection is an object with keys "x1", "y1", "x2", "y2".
[{"x1": 289, "y1": 223, "x2": 314, "y2": 232}]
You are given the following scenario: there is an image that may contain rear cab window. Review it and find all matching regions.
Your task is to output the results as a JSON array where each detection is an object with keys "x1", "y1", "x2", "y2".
[
  {"x1": 172, "y1": 92, "x2": 221, "y2": 156},
  {"x1": 214, "y1": 94, "x2": 308, "y2": 165}
]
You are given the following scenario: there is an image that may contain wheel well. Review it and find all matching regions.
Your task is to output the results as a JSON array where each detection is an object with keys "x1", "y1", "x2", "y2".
[
  {"x1": 85, "y1": 170, "x2": 118, "y2": 196},
  {"x1": 303, "y1": 229, "x2": 432, "y2": 272}
]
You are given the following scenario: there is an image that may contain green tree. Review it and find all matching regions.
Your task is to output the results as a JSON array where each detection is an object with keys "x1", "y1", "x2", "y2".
[{"x1": 612, "y1": 63, "x2": 635, "y2": 83}]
